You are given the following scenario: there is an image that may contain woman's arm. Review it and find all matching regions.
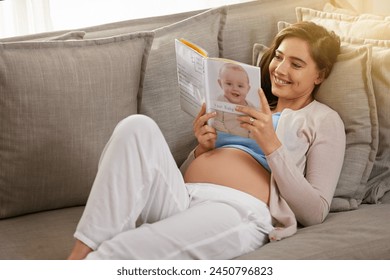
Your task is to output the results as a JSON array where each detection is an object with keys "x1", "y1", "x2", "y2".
[{"x1": 267, "y1": 111, "x2": 346, "y2": 226}]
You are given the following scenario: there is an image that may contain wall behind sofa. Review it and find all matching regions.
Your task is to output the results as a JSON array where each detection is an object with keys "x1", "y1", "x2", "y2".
[{"x1": 0, "y1": 0, "x2": 252, "y2": 39}]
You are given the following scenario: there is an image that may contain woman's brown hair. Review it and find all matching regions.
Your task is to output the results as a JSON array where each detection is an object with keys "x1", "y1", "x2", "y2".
[{"x1": 260, "y1": 21, "x2": 340, "y2": 109}]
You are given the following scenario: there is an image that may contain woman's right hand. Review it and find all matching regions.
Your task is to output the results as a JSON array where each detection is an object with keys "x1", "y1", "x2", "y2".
[{"x1": 193, "y1": 103, "x2": 217, "y2": 157}]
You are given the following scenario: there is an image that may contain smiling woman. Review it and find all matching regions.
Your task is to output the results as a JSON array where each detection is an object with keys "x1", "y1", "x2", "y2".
[{"x1": 0, "y1": 0, "x2": 251, "y2": 38}]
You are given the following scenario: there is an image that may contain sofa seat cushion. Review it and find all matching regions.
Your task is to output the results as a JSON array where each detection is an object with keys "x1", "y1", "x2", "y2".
[
  {"x1": 0, "y1": 206, "x2": 83, "y2": 260},
  {"x1": 237, "y1": 204, "x2": 390, "y2": 260}
]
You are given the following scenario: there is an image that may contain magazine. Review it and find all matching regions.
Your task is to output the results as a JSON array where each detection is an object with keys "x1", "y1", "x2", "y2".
[{"x1": 175, "y1": 38, "x2": 261, "y2": 138}]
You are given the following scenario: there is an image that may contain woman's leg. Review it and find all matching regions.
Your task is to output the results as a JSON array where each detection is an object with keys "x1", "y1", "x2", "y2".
[
  {"x1": 85, "y1": 183, "x2": 273, "y2": 260},
  {"x1": 68, "y1": 115, "x2": 189, "y2": 259}
]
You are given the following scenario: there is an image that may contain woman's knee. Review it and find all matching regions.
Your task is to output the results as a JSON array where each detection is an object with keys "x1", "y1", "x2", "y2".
[{"x1": 113, "y1": 114, "x2": 159, "y2": 139}]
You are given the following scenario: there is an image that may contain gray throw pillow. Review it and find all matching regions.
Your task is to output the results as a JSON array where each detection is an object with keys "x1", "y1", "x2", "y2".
[
  {"x1": 0, "y1": 32, "x2": 154, "y2": 218},
  {"x1": 139, "y1": 7, "x2": 227, "y2": 166}
]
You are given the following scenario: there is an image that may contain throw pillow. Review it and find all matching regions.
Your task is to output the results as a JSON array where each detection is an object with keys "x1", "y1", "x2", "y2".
[
  {"x1": 139, "y1": 7, "x2": 227, "y2": 166},
  {"x1": 0, "y1": 31, "x2": 154, "y2": 218},
  {"x1": 341, "y1": 37, "x2": 390, "y2": 204},
  {"x1": 252, "y1": 40, "x2": 378, "y2": 212},
  {"x1": 296, "y1": 7, "x2": 390, "y2": 40},
  {"x1": 0, "y1": 30, "x2": 85, "y2": 42}
]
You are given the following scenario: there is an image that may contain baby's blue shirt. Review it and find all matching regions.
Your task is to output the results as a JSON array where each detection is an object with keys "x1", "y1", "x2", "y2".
[{"x1": 215, "y1": 112, "x2": 281, "y2": 172}]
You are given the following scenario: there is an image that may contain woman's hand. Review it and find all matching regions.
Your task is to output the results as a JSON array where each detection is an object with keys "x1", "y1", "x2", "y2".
[
  {"x1": 193, "y1": 103, "x2": 217, "y2": 157},
  {"x1": 236, "y1": 88, "x2": 281, "y2": 155}
]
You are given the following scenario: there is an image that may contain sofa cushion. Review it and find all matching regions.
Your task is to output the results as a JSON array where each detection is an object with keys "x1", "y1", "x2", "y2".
[
  {"x1": 340, "y1": 38, "x2": 390, "y2": 205},
  {"x1": 253, "y1": 40, "x2": 378, "y2": 212},
  {"x1": 296, "y1": 7, "x2": 390, "y2": 40},
  {"x1": 139, "y1": 7, "x2": 227, "y2": 165},
  {"x1": 0, "y1": 206, "x2": 84, "y2": 260},
  {"x1": 237, "y1": 203, "x2": 390, "y2": 259},
  {"x1": 0, "y1": 30, "x2": 86, "y2": 42},
  {"x1": 47, "y1": 31, "x2": 86, "y2": 41},
  {"x1": 0, "y1": 31, "x2": 154, "y2": 218}
]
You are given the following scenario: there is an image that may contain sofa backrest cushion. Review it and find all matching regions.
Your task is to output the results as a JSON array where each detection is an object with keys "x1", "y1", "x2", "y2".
[
  {"x1": 0, "y1": 32, "x2": 154, "y2": 218},
  {"x1": 222, "y1": 0, "x2": 328, "y2": 65},
  {"x1": 253, "y1": 39, "x2": 377, "y2": 212}
]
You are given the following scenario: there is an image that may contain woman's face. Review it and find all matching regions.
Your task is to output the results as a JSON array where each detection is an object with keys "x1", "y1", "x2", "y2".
[{"x1": 269, "y1": 37, "x2": 323, "y2": 108}]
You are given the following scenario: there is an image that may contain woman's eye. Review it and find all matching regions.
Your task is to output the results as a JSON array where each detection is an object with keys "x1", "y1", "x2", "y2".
[
  {"x1": 292, "y1": 63, "x2": 302, "y2": 69},
  {"x1": 273, "y1": 55, "x2": 282, "y2": 61}
]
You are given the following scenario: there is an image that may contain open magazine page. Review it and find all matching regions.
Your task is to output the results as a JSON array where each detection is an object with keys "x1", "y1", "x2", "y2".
[
  {"x1": 174, "y1": 39, "x2": 207, "y2": 118},
  {"x1": 206, "y1": 59, "x2": 261, "y2": 138}
]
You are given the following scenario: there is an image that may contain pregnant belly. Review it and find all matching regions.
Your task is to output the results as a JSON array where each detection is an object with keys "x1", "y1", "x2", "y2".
[{"x1": 184, "y1": 148, "x2": 270, "y2": 204}]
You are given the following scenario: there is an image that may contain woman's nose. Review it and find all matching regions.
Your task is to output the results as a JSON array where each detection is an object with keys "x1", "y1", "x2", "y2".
[{"x1": 275, "y1": 60, "x2": 288, "y2": 75}]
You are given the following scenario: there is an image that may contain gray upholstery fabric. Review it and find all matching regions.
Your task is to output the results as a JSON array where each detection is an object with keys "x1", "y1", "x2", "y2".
[
  {"x1": 0, "y1": 32, "x2": 154, "y2": 218},
  {"x1": 0, "y1": 207, "x2": 83, "y2": 260},
  {"x1": 237, "y1": 204, "x2": 390, "y2": 259},
  {"x1": 316, "y1": 44, "x2": 378, "y2": 211},
  {"x1": 222, "y1": 0, "x2": 328, "y2": 65}
]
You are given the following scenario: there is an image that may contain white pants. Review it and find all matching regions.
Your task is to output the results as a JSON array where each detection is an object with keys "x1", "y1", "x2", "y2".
[{"x1": 74, "y1": 115, "x2": 273, "y2": 259}]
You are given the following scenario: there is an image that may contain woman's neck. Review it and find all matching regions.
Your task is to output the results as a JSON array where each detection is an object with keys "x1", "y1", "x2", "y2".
[{"x1": 274, "y1": 95, "x2": 314, "y2": 112}]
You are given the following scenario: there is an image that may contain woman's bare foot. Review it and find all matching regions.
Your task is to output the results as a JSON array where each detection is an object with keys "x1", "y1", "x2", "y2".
[{"x1": 67, "y1": 239, "x2": 93, "y2": 260}]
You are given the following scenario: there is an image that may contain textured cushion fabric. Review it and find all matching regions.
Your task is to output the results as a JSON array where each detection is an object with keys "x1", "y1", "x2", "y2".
[
  {"x1": 82, "y1": 10, "x2": 203, "y2": 39},
  {"x1": 315, "y1": 44, "x2": 378, "y2": 211},
  {"x1": 0, "y1": 30, "x2": 86, "y2": 42},
  {"x1": 0, "y1": 32, "x2": 154, "y2": 218},
  {"x1": 252, "y1": 40, "x2": 378, "y2": 212},
  {"x1": 339, "y1": 38, "x2": 390, "y2": 204},
  {"x1": 47, "y1": 31, "x2": 86, "y2": 41},
  {"x1": 236, "y1": 203, "x2": 390, "y2": 259},
  {"x1": 0, "y1": 206, "x2": 84, "y2": 260},
  {"x1": 296, "y1": 7, "x2": 390, "y2": 40},
  {"x1": 139, "y1": 7, "x2": 227, "y2": 165},
  {"x1": 222, "y1": 0, "x2": 328, "y2": 65}
]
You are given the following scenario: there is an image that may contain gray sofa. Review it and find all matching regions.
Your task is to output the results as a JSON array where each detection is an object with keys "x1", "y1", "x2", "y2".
[{"x1": 0, "y1": 0, "x2": 389, "y2": 260}]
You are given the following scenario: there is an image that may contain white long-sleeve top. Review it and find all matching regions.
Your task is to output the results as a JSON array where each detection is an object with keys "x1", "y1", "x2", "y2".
[{"x1": 180, "y1": 100, "x2": 346, "y2": 241}]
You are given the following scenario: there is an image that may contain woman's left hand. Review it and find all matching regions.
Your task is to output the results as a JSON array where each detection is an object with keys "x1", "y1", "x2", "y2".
[{"x1": 236, "y1": 88, "x2": 281, "y2": 155}]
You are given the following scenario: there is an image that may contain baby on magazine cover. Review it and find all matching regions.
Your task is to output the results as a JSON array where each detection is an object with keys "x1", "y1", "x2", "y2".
[{"x1": 211, "y1": 62, "x2": 258, "y2": 137}]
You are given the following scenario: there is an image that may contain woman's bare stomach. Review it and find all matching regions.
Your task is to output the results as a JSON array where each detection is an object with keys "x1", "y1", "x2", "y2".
[{"x1": 184, "y1": 148, "x2": 270, "y2": 204}]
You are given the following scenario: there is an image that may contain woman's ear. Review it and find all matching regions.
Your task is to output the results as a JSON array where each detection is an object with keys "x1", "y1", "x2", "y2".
[{"x1": 314, "y1": 69, "x2": 326, "y2": 85}]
